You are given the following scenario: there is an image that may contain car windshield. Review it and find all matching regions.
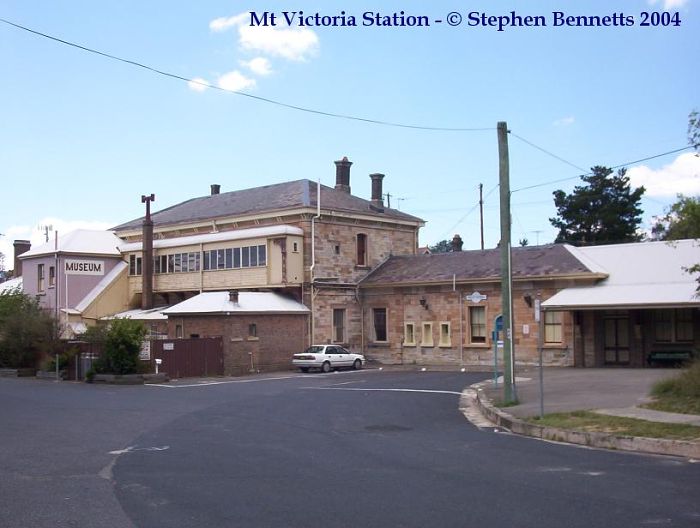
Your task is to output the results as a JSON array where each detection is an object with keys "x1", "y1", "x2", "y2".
[{"x1": 304, "y1": 346, "x2": 325, "y2": 354}]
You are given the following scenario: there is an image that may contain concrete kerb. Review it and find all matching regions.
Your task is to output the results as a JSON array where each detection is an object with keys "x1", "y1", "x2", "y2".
[{"x1": 467, "y1": 382, "x2": 700, "y2": 459}]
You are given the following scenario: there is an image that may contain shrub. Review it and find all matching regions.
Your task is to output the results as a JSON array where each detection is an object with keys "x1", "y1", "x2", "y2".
[
  {"x1": 652, "y1": 361, "x2": 700, "y2": 399},
  {"x1": 93, "y1": 318, "x2": 147, "y2": 375},
  {"x1": 0, "y1": 289, "x2": 57, "y2": 369}
]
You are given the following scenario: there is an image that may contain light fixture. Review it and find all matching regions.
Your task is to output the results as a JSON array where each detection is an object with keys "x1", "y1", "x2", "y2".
[{"x1": 419, "y1": 297, "x2": 429, "y2": 310}]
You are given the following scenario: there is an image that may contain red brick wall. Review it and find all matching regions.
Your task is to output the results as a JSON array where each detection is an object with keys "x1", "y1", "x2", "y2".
[{"x1": 167, "y1": 313, "x2": 309, "y2": 376}]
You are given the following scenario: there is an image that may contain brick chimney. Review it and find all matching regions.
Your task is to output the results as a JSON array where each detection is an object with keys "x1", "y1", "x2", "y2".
[
  {"x1": 13, "y1": 240, "x2": 31, "y2": 277},
  {"x1": 370, "y1": 173, "x2": 385, "y2": 208},
  {"x1": 229, "y1": 290, "x2": 239, "y2": 304},
  {"x1": 211, "y1": 184, "x2": 221, "y2": 195},
  {"x1": 334, "y1": 157, "x2": 352, "y2": 193},
  {"x1": 451, "y1": 234, "x2": 463, "y2": 252}
]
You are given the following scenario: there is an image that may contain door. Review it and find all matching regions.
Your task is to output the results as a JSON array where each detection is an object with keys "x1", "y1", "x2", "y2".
[{"x1": 604, "y1": 316, "x2": 630, "y2": 365}]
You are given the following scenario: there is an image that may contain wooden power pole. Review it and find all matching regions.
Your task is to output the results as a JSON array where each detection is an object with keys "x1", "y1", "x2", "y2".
[{"x1": 497, "y1": 122, "x2": 515, "y2": 403}]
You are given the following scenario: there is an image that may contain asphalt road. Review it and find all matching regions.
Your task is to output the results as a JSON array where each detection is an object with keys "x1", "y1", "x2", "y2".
[{"x1": 1, "y1": 370, "x2": 698, "y2": 527}]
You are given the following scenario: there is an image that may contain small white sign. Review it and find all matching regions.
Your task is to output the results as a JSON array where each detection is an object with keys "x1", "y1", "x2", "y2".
[
  {"x1": 534, "y1": 299, "x2": 541, "y2": 322},
  {"x1": 163, "y1": 342, "x2": 174, "y2": 351},
  {"x1": 139, "y1": 341, "x2": 151, "y2": 361},
  {"x1": 64, "y1": 259, "x2": 105, "y2": 276},
  {"x1": 465, "y1": 291, "x2": 488, "y2": 303},
  {"x1": 522, "y1": 324, "x2": 530, "y2": 336}
]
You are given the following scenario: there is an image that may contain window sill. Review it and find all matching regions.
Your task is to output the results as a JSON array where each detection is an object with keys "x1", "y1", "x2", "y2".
[
  {"x1": 438, "y1": 343, "x2": 452, "y2": 348},
  {"x1": 403, "y1": 343, "x2": 416, "y2": 347},
  {"x1": 368, "y1": 342, "x2": 390, "y2": 348},
  {"x1": 420, "y1": 343, "x2": 434, "y2": 348},
  {"x1": 355, "y1": 265, "x2": 371, "y2": 270},
  {"x1": 246, "y1": 337, "x2": 259, "y2": 341},
  {"x1": 468, "y1": 343, "x2": 490, "y2": 348}
]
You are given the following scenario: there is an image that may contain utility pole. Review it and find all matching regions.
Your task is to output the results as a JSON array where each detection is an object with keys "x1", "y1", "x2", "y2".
[
  {"x1": 384, "y1": 192, "x2": 392, "y2": 208},
  {"x1": 479, "y1": 183, "x2": 485, "y2": 251},
  {"x1": 498, "y1": 122, "x2": 515, "y2": 403}
]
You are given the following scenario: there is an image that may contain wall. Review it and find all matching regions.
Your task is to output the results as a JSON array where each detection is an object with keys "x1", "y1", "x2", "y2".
[
  {"x1": 360, "y1": 280, "x2": 577, "y2": 367},
  {"x1": 166, "y1": 313, "x2": 309, "y2": 376}
]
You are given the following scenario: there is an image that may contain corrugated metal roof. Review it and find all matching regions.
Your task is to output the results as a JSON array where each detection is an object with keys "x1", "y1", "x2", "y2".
[
  {"x1": 361, "y1": 244, "x2": 594, "y2": 285},
  {"x1": 0, "y1": 277, "x2": 22, "y2": 294},
  {"x1": 113, "y1": 180, "x2": 423, "y2": 232},
  {"x1": 162, "y1": 291, "x2": 310, "y2": 315},
  {"x1": 119, "y1": 225, "x2": 303, "y2": 252},
  {"x1": 20, "y1": 230, "x2": 123, "y2": 259},
  {"x1": 543, "y1": 240, "x2": 700, "y2": 309}
]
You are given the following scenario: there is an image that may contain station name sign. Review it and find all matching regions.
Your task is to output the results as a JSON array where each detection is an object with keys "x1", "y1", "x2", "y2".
[{"x1": 64, "y1": 259, "x2": 105, "y2": 276}]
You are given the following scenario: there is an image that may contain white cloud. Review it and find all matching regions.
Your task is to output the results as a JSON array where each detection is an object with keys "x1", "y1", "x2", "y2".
[
  {"x1": 188, "y1": 77, "x2": 210, "y2": 92},
  {"x1": 627, "y1": 152, "x2": 700, "y2": 197},
  {"x1": 647, "y1": 0, "x2": 688, "y2": 10},
  {"x1": 209, "y1": 13, "x2": 249, "y2": 32},
  {"x1": 210, "y1": 12, "x2": 319, "y2": 62},
  {"x1": 553, "y1": 116, "x2": 575, "y2": 127},
  {"x1": 0, "y1": 218, "x2": 114, "y2": 271},
  {"x1": 217, "y1": 70, "x2": 256, "y2": 91},
  {"x1": 240, "y1": 57, "x2": 273, "y2": 76}
]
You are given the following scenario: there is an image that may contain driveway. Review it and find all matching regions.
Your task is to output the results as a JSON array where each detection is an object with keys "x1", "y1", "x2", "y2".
[{"x1": 1, "y1": 370, "x2": 698, "y2": 528}]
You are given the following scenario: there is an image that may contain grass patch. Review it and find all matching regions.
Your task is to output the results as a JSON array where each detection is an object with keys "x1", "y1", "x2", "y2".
[
  {"x1": 494, "y1": 399, "x2": 520, "y2": 408},
  {"x1": 644, "y1": 362, "x2": 700, "y2": 415},
  {"x1": 528, "y1": 410, "x2": 700, "y2": 441}
]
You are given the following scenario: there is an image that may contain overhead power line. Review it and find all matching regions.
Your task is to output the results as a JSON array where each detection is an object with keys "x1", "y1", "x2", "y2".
[
  {"x1": 511, "y1": 145, "x2": 694, "y2": 193},
  {"x1": 0, "y1": 17, "x2": 495, "y2": 132},
  {"x1": 510, "y1": 132, "x2": 588, "y2": 172}
]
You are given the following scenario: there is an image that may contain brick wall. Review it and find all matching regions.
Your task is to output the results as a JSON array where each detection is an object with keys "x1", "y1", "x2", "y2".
[{"x1": 166, "y1": 313, "x2": 309, "y2": 376}]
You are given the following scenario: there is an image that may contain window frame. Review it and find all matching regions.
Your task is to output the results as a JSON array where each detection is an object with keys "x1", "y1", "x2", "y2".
[
  {"x1": 439, "y1": 321, "x2": 451, "y2": 347},
  {"x1": 332, "y1": 308, "x2": 346, "y2": 343},
  {"x1": 356, "y1": 233, "x2": 368, "y2": 267},
  {"x1": 372, "y1": 307, "x2": 387, "y2": 342},
  {"x1": 421, "y1": 322, "x2": 434, "y2": 347},
  {"x1": 37, "y1": 263, "x2": 45, "y2": 292},
  {"x1": 544, "y1": 311, "x2": 563, "y2": 344},
  {"x1": 403, "y1": 322, "x2": 416, "y2": 346},
  {"x1": 469, "y1": 305, "x2": 487, "y2": 344}
]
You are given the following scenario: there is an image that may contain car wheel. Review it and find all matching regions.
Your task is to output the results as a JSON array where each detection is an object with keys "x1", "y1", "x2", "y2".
[
  {"x1": 353, "y1": 359, "x2": 362, "y2": 370},
  {"x1": 321, "y1": 361, "x2": 331, "y2": 373},
  {"x1": 300, "y1": 367, "x2": 309, "y2": 373}
]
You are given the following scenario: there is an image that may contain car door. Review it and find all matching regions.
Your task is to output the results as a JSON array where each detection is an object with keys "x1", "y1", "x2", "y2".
[{"x1": 335, "y1": 346, "x2": 351, "y2": 367}]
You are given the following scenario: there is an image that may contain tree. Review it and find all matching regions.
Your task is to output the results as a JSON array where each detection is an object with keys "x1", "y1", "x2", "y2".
[
  {"x1": 689, "y1": 109, "x2": 699, "y2": 153},
  {"x1": 93, "y1": 318, "x2": 146, "y2": 375},
  {"x1": 428, "y1": 239, "x2": 452, "y2": 253},
  {"x1": 651, "y1": 195, "x2": 700, "y2": 241},
  {"x1": 550, "y1": 166, "x2": 645, "y2": 245},
  {"x1": 518, "y1": 238, "x2": 529, "y2": 247},
  {"x1": 0, "y1": 288, "x2": 56, "y2": 368}
]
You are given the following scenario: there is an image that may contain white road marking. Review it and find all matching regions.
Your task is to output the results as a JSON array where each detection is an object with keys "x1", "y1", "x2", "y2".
[
  {"x1": 108, "y1": 446, "x2": 170, "y2": 455},
  {"x1": 302, "y1": 387, "x2": 463, "y2": 395},
  {"x1": 147, "y1": 369, "x2": 376, "y2": 388}
]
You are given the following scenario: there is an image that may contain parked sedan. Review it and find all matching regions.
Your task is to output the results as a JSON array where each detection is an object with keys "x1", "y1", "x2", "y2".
[{"x1": 293, "y1": 345, "x2": 365, "y2": 373}]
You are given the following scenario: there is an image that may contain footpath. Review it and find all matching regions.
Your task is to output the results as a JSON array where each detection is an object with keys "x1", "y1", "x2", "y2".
[{"x1": 464, "y1": 367, "x2": 700, "y2": 458}]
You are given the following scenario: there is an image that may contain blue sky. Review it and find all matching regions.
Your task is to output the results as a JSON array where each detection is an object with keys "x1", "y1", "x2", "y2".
[{"x1": 1, "y1": 0, "x2": 698, "y2": 263}]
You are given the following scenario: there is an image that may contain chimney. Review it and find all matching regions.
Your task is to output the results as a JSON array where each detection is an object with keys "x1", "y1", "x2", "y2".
[
  {"x1": 370, "y1": 173, "x2": 385, "y2": 208},
  {"x1": 228, "y1": 290, "x2": 239, "y2": 304},
  {"x1": 141, "y1": 194, "x2": 155, "y2": 310},
  {"x1": 334, "y1": 157, "x2": 352, "y2": 193},
  {"x1": 451, "y1": 234, "x2": 463, "y2": 252},
  {"x1": 211, "y1": 184, "x2": 221, "y2": 195},
  {"x1": 13, "y1": 240, "x2": 31, "y2": 277}
]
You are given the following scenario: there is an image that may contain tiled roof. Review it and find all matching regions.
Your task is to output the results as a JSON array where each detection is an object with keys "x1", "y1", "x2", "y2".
[
  {"x1": 361, "y1": 244, "x2": 595, "y2": 285},
  {"x1": 113, "y1": 180, "x2": 423, "y2": 232}
]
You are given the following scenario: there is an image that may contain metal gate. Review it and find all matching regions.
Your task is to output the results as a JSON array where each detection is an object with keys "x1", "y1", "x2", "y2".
[{"x1": 151, "y1": 337, "x2": 224, "y2": 379}]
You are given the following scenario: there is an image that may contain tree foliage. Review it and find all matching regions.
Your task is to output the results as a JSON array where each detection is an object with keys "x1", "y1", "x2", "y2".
[
  {"x1": 93, "y1": 318, "x2": 146, "y2": 375},
  {"x1": 550, "y1": 166, "x2": 645, "y2": 245},
  {"x1": 0, "y1": 288, "x2": 56, "y2": 368},
  {"x1": 652, "y1": 195, "x2": 700, "y2": 241},
  {"x1": 689, "y1": 110, "x2": 699, "y2": 153},
  {"x1": 428, "y1": 239, "x2": 452, "y2": 253}
]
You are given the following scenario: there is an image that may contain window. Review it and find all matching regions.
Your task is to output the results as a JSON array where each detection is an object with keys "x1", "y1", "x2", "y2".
[
  {"x1": 332, "y1": 309, "x2": 345, "y2": 343},
  {"x1": 37, "y1": 264, "x2": 45, "y2": 292},
  {"x1": 225, "y1": 249, "x2": 233, "y2": 269},
  {"x1": 202, "y1": 246, "x2": 267, "y2": 271},
  {"x1": 357, "y1": 234, "x2": 367, "y2": 266},
  {"x1": 242, "y1": 247, "x2": 250, "y2": 267},
  {"x1": 373, "y1": 308, "x2": 387, "y2": 342},
  {"x1": 469, "y1": 306, "x2": 486, "y2": 344},
  {"x1": 439, "y1": 322, "x2": 451, "y2": 347},
  {"x1": 292, "y1": 242, "x2": 299, "y2": 253},
  {"x1": 334, "y1": 245, "x2": 340, "y2": 255},
  {"x1": 421, "y1": 322, "x2": 433, "y2": 347},
  {"x1": 248, "y1": 323, "x2": 257, "y2": 338},
  {"x1": 129, "y1": 255, "x2": 142, "y2": 276},
  {"x1": 258, "y1": 245, "x2": 266, "y2": 266},
  {"x1": 654, "y1": 309, "x2": 694, "y2": 343},
  {"x1": 234, "y1": 247, "x2": 241, "y2": 268},
  {"x1": 175, "y1": 324, "x2": 183, "y2": 338},
  {"x1": 48, "y1": 266, "x2": 55, "y2": 288},
  {"x1": 404, "y1": 322, "x2": 416, "y2": 346},
  {"x1": 544, "y1": 311, "x2": 563, "y2": 343}
]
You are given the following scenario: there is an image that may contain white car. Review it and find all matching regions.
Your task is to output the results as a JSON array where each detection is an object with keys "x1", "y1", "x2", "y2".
[{"x1": 293, "y1": 345, "x2": 365, "y2": 373}]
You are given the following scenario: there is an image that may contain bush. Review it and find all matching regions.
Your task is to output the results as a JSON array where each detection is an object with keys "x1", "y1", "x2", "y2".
[
  {"x1": 652, "y1": 361, "x2": 700, "y2": 399},
  {"x1": 93, "y1": 318, "x2": 147, "y2": 375},
  {"x1": 0, "y1": 289, "x2": 57, "y2": 369}
]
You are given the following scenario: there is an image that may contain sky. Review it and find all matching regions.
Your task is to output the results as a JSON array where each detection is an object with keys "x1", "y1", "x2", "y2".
[{"x1": 1, "y1": 0, "x2": 699, "y2": 266}]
